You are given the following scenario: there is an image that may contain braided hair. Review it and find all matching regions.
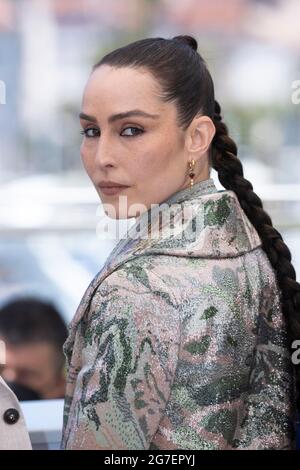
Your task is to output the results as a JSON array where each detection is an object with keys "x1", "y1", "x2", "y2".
[{"x1": 93, "y1": 34, "x2": 300, "y2": 408}]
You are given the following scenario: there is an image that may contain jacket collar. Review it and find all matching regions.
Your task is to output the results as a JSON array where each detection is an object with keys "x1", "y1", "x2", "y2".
[
  {"x1": 66, "y1": 177, "x2": 262, "y2": 336},
  {"x1": 102, "y1": 177, "x2": 218, "y2": 271},
  {"x1": 102, "y1": 177, "x2": 261, "y2": 272}
]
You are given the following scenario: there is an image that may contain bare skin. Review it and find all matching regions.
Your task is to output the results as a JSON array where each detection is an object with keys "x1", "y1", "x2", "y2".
[
  {"x1": 1, "y1": 342, "x2": 65, "y2": 399},
  {"x1": 79, "y1": 65, "x2": 216, "y2": 219}
]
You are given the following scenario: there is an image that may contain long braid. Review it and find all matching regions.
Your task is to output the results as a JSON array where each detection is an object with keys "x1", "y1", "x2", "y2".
[{"x1": 211, "y1": 99, "x2": 300, "y2": 408}]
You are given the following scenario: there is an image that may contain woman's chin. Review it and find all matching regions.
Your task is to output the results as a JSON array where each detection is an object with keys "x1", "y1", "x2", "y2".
[{"x1": 104, "y1": 208, "x2": 133, "y2": 220}]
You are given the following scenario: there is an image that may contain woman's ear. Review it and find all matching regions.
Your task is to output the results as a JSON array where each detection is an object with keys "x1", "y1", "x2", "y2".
[{"x1": 185, "y1": 115, "x2": 216, "y2": 158}]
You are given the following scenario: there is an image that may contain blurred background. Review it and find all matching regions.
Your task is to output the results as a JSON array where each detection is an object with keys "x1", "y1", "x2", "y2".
[{"x1": 0, "y1": 0, "x2": 300, "y2": 412}]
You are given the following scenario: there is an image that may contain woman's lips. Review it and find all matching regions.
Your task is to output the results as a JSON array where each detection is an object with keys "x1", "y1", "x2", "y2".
[{"x1": 99, "y1": 186, "x2": 129, "y2": 196}]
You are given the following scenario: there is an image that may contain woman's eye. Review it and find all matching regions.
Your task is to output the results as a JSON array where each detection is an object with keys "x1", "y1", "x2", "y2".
[
  {"x1": 80, "y1": 126, "x2": 144, "y2": 138},
  {"x1": 121, "y1": 127, "x2": 144, "y2": 137},
  {"x1": 80, "y1": 128, "x2": 99, "y2": 138}
]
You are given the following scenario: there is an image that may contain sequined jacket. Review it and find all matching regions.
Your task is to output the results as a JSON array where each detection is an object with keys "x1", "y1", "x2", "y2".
[{"x1": 61, "y1": 177, "x2": 297, "y2": 450}]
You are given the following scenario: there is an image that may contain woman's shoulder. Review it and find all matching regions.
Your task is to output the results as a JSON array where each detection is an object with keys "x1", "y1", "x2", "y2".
[{"x1": 89, "y1": 256, "x2": 180, "y2": 320}]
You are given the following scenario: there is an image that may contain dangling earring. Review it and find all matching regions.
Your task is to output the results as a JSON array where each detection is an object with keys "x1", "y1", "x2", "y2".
[{"x1": 188, "y1": 159, "x2": 195, "y2": 188}]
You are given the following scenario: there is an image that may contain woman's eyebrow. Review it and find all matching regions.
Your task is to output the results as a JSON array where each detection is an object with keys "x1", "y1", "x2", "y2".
[
  {"x1": 79, "y1": 112, "x2": 98, "y2": 123},
  {"x1": 79, "y1": 109, "x2": 160, "y2": 123}
]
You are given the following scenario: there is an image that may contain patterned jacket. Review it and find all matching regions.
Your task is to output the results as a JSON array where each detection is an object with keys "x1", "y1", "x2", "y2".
[{"x1": 61, "y1": 177, "x2": 297, "y2": 450}]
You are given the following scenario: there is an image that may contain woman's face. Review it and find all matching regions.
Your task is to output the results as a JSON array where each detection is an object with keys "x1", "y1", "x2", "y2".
[{"x1": 79, "y1": 65, "x2": 212, "y2": 219}]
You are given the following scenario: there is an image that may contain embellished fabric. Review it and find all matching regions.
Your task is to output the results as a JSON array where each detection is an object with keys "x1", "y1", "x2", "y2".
[{"x1": 61, "y1": 178, "x2": 297, "y2": 450}]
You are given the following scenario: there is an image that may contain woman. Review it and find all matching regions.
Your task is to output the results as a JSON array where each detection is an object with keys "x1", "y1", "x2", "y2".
[{"x1": 61, "y1": 35, "x2": 300, "y2": 450}]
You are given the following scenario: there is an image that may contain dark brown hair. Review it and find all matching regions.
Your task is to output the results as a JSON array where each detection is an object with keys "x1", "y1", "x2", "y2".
[
  {"x1": 0, "y1": 297, "x2": 68, "y2": 372},
  {"x1": 93, "y1": 34, "x2": 300, "y2": 408}
]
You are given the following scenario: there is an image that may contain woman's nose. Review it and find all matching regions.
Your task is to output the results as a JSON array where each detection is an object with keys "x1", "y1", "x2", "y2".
[{"x1": 94, "y1": 137, "x2": 117, "y2": 169}]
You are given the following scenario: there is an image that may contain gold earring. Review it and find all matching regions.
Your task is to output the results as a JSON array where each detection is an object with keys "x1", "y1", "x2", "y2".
[{"x1": 188, "y1": 159, "x2": 195, "y2": 188}]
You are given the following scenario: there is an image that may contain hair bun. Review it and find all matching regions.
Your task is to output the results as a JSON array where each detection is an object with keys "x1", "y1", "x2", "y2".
[{"x1": 172, "y1": 35, "x2": 197, "y2": 51}]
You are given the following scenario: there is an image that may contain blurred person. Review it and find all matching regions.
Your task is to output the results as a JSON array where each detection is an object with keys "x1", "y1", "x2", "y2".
[
  {"x1": 6, "y1": 381, "x2": 41, "y2": 401},
  {"x1": 61, "y1": 35, "x2": 300, "y2": 450},
  {"x1": 0, "y1": 298, "x2": 68, "y2": 401}
]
